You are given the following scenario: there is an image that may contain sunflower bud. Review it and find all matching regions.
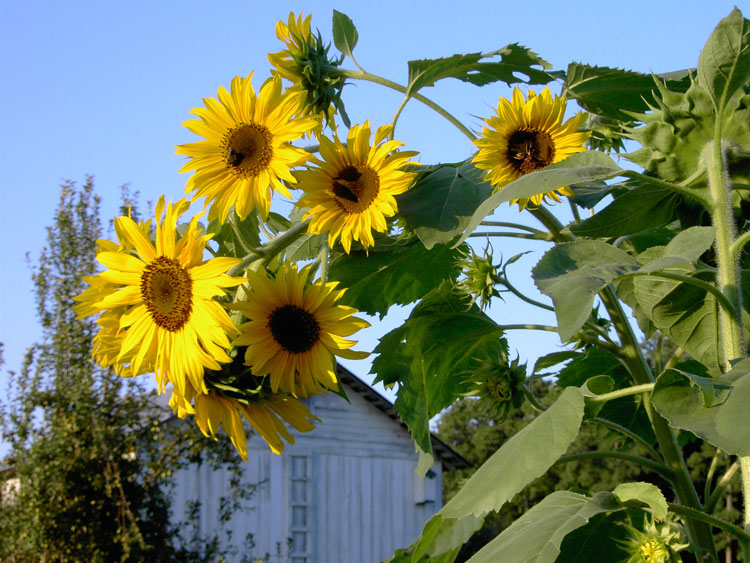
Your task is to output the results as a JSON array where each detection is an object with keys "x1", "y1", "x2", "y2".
[
  {"x1": 464, "y1": 349, "x2": 526, "y2": 420},
  {"x1": 455, "y1": 245, "x2": 502, "y2": 310},
  {"x1": 619, "y1": 517, "x2": 689, "y2": 563},
  {"x1": 268, "y1": 13, "x2": 348, "y2": 128}
]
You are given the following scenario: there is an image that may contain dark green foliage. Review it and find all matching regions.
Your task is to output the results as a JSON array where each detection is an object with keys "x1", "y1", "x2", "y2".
[{"x1": 0, "y1": 178, "x2": 250, "y2": 562}]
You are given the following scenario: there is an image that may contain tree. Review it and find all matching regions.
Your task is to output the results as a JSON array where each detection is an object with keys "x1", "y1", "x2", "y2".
[{"x1": 0, "y1": 178, "x2": 252, "y2": 562}]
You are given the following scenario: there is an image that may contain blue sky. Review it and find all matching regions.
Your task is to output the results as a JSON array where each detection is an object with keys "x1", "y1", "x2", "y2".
[{"x1": 0, "y1": 1, "x2": 741, "y2": 447}]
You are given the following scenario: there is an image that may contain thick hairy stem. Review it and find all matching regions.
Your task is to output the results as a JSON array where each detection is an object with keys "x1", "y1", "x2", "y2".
[{"x1": 704, "y1": 139, "x2": 749, "y2": 532}]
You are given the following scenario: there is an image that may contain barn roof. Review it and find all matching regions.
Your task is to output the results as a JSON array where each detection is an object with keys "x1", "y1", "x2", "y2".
[{"x1": 336, "y1": 364, "x2": 471, "y2": 471}]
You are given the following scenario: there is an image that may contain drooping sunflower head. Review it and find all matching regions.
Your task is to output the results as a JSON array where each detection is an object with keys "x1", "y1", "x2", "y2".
[
  {"x1": 74, "y1": 196, "x2": 245, "y2": 396},
  {"x1": 463, "y1": 347, "x2": 525, "y2": 421},
  {"x1": 295, "y1": 121, "x2": 419, "y2": 253},
  {"x1": 268, "y1": 12, "x2": 346, "y2": 127},
  {"x1": 472, "y1": 87, "x2": 590, "y2": 210},
  {"x1": 169, "y1": 379, "x2": 319, "y2": 459},
  {"x1": 176, "y1": 72, "x2": 318, "y2": 222},
  {"x1": 232, "y1": 263, "x2": 369, "y2": 397}
]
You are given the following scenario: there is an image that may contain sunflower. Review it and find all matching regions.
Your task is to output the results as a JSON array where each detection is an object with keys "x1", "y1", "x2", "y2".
[
  {"x1": 74, "y1": 197, "x2": 245, "y2": 396},
  {"x1": 472, "y1": 87, "x2": 590, "y2": 209},
  {"x1": 170, "y1": 381, "x2": 319, "y2": 458},
  {"x1": 175, "y1": 73, "x2": 318, "y2": 222},
  {"x1": 267, "y1": 12, "x2": 345, "y2": 127},
  {"x1": 295, "y1": 122, "x2": 418, "y2": 253},
  {"x1": 232, "y1": 263, "x2": 369, "y2": 397}
]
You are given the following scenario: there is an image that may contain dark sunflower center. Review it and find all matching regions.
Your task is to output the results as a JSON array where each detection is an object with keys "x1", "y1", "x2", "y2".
[
  {"x1": 140, "y1": 256, "x2": 193, "y2": 332},
  {"x1": 506, "y1": 129, "x2": 555, "y2": 175},
  {"x1": 331, "y1": 165, "x2": 380, "y2": 213},
  {"x1": 222, "y1": 123, "x2": 274, "y2": 178},
  {"x1": 268, "y1": 305, "x2": 320, "y2": 354}
]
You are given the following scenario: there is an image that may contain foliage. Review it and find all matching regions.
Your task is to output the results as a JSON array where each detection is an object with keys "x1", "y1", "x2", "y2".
[
  {"x1": 53, "y1": 7, "x2": 750, "y2": 563},
  {"x1": 0, "y1": 179, "x2": 253, "y2": 561}
]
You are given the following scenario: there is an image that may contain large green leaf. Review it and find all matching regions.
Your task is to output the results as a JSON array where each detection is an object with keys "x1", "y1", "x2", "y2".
[
  {"x1": 637, "y1": 226, "x2": 715, "y2": 273},
  {"x1": 411, "y1": 388, "x2": 584, "y2": 559},
  {"x1": 374, "y1": 283, "x2": 506, "y2": 452},
  {"x1": 612, "y1": 482, "x2": 668, "y2": 520},
  {"x1": 328, "y1": 242, "x2": 462, "y2": 318},
  {"x1": 456, "y1": 152, "x2": 623, "y2": 246},
  {"x1": 532, "y1": 241, "x2": 641, "y2": 341},
  {"x1": 563, "y1": 64, "x2": 691, "y2": 121},
  {"x1": 466, "y1": 491, "x2": 621, "y2": 563},
  {"x1": 568, "y1": 183, "x2": 678, "y2": 238},
  {"x1": 557, "y1": 513, "x2": 630, "y2": 562},
  {"x1": 406, "y1": 43, "x2": 554, "y2": 95},
  {"x1": 632, "y1": 261, "x2": 722, "y2": 373},
  {"x1": 397, "y1": 162, "x2": 493, "y2": 249},
  {"x1": 651, "y1": 359, "x2": 750, "y2": 456},
  {"x1": 697, "y1": 8, "x2": 750, "y2": 113},
  {"x1": 332, "y1": 10, "x2": 359, "y2": 59}
]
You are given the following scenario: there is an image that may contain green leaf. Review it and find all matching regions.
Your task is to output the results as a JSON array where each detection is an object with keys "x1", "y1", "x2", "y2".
[
  {"x1": 557, "y1": 513, "x2": 630, "y2": 562},
  {"x1": 532, "y1": 350, "x2": 579, "y2": 375},
  {"x1": 466, "y1": 491, "x2": 621, "y2": 563},
  {"x1": 568, "y1": 183, "x2": 678, "y2": 238},
  {"x1": 697, "y1": 8, "x2": 750, "y2": 113},
  {"x1": 406, "y1": 43, "x2": 554, "y2": 95},
  {"x1": 283, "y1": 232, "x2": 322, "y2": 262},
  {"x1": 558, "y1": 348, "x2": 657, "y2": 445},
  {"x1": 633, "y1": 260, "x2": 722, "y2": 373},
  {"x1": 456, "y1": 152, "x2": 623, "y2": 246},
  {"x1": 612, "y1": 482, "x2": 668, "y2": 520},
  {"x1": 412, "y1": 388, "x2": 585, "y2": 559},
  {"x1": 332, "y1": 10, "x2": 359, "y2": 59},
  {"x1": 564, "y1": 64, "x2": 691, "y2": 121},
  {"x1": 532, "y1": 241, "x2": 641, "y2": 341},
  {"x1": 651, "y1": 360, "x2": 750, "y2": 456},
  {"x1": 638, "y1": 226, "x2": 715, "y2": 273},
  {"x1": 328, "y1": 242, "x2": 463, "y2": 318},
  {"x1": 445, "y1": 387, "x2": 584, "y2": 518},
  {"x1": 397, "y1": 161, "x2": 493, "y2": 249},
  {"x1": 580, "y1": 375, "x2": 615, "y2": 418},
  {"x1": 376, "y1": 283, "x2": 507, "y2": 452},
  {"x1": 557, "y1": 348, "x2": 621, "y2": 388}
]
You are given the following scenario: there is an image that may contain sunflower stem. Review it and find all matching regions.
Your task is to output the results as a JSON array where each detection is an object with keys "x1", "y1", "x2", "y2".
[
  {"x1": 479, "y1": 221, "x2": 545, "y2": 234},
  {"x1": 228, "y1": 221, "x2": 309, "y2": 277},
  {"x1": 585, "y1": 383, "x2": 655, "y2": 403},
  {"x1": 555, "y1": 451, "x2": 675, "y2": 481},
  {"x1": 340, "y1": 69, "x2": 477, "y2": 141},
  {"x1": 468, "y1": 231, "x2": 551, "y2": 241},
  {"x1": 705, "y1": 460, "x2": 739, "y2": 515},
  {"x1": 318, "y1": 238, "x2": 329, "y2": 283},
  {"x1": 589, "y1": 417, "x2": 662, "y2": 462}
]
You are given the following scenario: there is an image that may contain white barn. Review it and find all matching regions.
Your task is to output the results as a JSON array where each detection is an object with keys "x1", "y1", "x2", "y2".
[{"x1": 168, "y1": 365, "x2": 469, "y2": 563}]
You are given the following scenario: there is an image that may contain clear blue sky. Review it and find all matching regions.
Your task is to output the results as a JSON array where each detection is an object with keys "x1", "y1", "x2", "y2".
[{"x1": 0, "y1": 0, "x2": 740, "y2": 442}]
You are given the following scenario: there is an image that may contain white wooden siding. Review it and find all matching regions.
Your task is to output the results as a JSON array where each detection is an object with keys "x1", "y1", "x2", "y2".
[{"x1": 170, "y1": 383, "x2": 443, "y2": 563}]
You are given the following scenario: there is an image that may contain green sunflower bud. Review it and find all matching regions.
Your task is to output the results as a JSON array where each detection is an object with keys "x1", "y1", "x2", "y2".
[
  {"x1": 268, "y1": 13, "x2": 349, "y2": 128},
  {"x1": 619, "y1": 517, "x2": 689, "y2": 563},
  {"x1": 464, "y1": 349, "x2": 526, "y2": 420},
  {"x1": 455, "y1": 244, "x2": 503, "y2": 310},
  {"x1": 626, "y1": 77, "x2": 750, "y2": 205}
]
